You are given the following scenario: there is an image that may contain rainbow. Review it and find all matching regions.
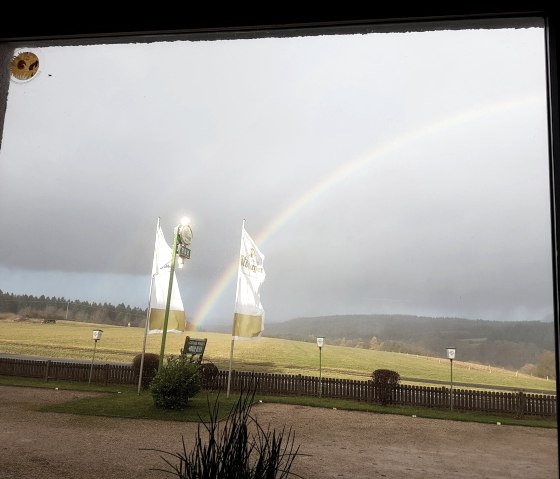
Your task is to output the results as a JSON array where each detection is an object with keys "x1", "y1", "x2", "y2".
[{"x1": 191, "y1": 94, "x2": 543, "y2": 329}]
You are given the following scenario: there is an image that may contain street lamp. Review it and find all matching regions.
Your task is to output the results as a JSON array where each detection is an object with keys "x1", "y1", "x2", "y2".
[
  {"x1": 158, "y1": 216, "x2": 193, "y2": 370},
  {"x1": 446, "y1": 347, "x2": 456, "y2": 410},
  {"x1": 88, "y1": 329, "x2": 103, "y2": 384},
  {"x1": 317, "y1": 336, "x2": 324, "y2": 397}
]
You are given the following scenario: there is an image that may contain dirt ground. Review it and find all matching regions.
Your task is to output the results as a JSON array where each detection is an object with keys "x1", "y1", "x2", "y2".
[{"x1": 0, "y1": 385, "x2": 558, "y2": 479}]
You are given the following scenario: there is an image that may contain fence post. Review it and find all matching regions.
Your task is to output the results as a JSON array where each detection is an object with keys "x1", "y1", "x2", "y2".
[
  {"x1": 516, "y1": 391, "x2": 525, "y2": 419},
  {"x1": 104, "y1": 363, "x2": 110, "y2": 386},
  {"x1": 44, "y1": 360, "x2": 51, "y2": 381}
]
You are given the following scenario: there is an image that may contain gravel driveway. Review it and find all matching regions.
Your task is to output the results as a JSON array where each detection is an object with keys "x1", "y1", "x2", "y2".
[{"x1": 0, "y1": 385, "x2": 557, "y2": 478}]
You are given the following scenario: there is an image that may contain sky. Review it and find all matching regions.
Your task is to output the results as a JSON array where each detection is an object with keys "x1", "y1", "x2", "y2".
[{"x1": 0, "y1": 21, "x2": 554, "y2": 330}]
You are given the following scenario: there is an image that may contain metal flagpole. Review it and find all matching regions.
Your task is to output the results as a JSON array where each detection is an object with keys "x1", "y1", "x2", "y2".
[
  {"x1": 227, "y1": 219, "x2": 245, "y2": 398},
  {"x1": 137, "y1": 217, "x2": 159, "y2": 394},
  {"x1": 138, "y1": 276, "x2": 155, "y2": 394},
  {"x1": 226, "y1": 337, "x2": 235, "y2": 398}
]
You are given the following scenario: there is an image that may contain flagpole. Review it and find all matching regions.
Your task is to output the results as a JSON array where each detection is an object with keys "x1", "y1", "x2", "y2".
[
  {"x1": 137, "y1": 217, "x2": 159, "y2": 394},
  {"x1": 226, "y1": 337, "x2": 235, "y2": 398},
  {"x1": 137, "y1": 280, "x2": 153, "y2": 394},
  {"x1": 227, "y1": 219, "x2": 245, "y2": 398}
]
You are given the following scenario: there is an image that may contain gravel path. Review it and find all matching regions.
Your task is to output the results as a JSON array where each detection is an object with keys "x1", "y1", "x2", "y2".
[{"x1": 0, "y1": 385, "x2": 558, "y2": 478}]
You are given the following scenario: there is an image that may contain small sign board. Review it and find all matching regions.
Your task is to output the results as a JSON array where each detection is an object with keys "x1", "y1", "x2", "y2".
[
  {"x1": 446, "y1": 347, "x2": 456, "y2": 360},
  {"x1": 92, "y1": 329, "x2": 103, "y2": 341},
  {"x1": 181, "y1": 336, "x2": 207, "y2": 362},
  {"x1": 316, "y1": 337, "x2": 325, "y2": 348},
  {"x1": 177, "y1": 244, "x2": 191, "y2": 259}
]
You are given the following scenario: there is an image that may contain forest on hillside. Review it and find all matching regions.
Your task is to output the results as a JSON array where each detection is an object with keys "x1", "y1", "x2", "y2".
[
  {"x1": 264, "y1": 314, "x2": 557, "y2": 379},
  {"x1": 0, "y1": 290, "x2": 147, "y2": 327}
]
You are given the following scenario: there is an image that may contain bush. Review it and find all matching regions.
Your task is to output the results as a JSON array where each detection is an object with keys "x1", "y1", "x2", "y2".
[
  {"x1": 132, "y1": 352, "x2": 160, "y2": 389},
  {"x1": 371, "y1": 369, "x2": 400, "y2": 406},
  {"x1": 150, "y1": 355, "x2": 202, "y2": 410},
  {"x1": 199, "y1": 362, "x2": 219, "y2": 390},
  {"x1": 144, "y1": 386, "x2": 303, "y2": 478}
]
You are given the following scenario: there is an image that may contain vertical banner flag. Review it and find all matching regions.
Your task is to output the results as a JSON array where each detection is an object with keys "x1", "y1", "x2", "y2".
[
  {"x1": 148, "y1": 224, "x2": 186, "y2": 334},
  {"x1": 232, "y1": 226, "x2": 266, "y2": 340}
]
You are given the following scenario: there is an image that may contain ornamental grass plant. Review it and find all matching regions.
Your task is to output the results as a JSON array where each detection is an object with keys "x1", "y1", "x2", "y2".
[{"x1": 145, "y1": 386, "x2": 305, "y2": 478}]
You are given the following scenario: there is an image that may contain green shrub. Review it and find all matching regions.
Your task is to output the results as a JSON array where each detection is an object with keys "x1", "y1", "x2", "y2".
[
  {"x1": 132, "y1": 352, "x2": 160, "y2": 389},
  {"x1": 199, "y1": 362, "x2": 219, "y2": 390},
  {"x1": 371, "y1": 369, "x2": 400, "y2": 406},
  {"x1": 150, "y1": 355, "x2": 202, "y2": 409}
]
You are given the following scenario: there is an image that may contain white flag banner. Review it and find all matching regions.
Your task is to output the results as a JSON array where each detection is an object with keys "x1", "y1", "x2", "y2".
[
  {"x1": 232, "y1": 226, "x2": 265, "y2": 340},
  {"x1": 148, "y1": 224, "x2": 185, "y2": 334}
]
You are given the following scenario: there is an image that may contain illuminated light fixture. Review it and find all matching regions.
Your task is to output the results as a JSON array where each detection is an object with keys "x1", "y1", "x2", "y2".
[{"x1": 179, "y1": 223, "x2": 193, "y2": 246}]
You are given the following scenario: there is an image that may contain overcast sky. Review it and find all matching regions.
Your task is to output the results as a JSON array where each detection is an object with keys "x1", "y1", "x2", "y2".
[{"x1": 0, "y1": 22, "x2": 554, "y2": 329}]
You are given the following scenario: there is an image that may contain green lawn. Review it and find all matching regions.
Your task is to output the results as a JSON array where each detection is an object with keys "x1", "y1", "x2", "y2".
[
  {"x1": 0, "y1": 319, "x2": 555, "y2": 392},
  {"x1": 1, "y1": 376, "x2": 555, "y2": 429}
]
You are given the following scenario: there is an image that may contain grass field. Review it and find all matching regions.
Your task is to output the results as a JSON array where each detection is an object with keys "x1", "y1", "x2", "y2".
[
  {"x1": 0, "y1": 318, "x2": 556, "y2": 392},
  {"x1": 0, "y1": 376, "x2": 555, "y2": 428}
]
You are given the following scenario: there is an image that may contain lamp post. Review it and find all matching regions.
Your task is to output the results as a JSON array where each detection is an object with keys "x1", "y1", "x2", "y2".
[
  {"x1": 317, "y1": 336, "x2": 324, "y2": 397},
  {"x1": 446, "y1": 347, "x2": 456, "y2": 410},
  {"x1": 88, "y1": 329, "x2": 103, "y2": 384},
  {"x1": 158, "y1": 217, "x2": 193, "y2": 371}
]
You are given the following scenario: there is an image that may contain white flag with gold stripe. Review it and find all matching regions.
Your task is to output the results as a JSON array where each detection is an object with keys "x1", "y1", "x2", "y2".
[
  {"x1": 232, "y1": 225, "x2": 265, "y2": 340},
  {"x1": 148, "y1": 224, "x2": 185, "y2": 334}
]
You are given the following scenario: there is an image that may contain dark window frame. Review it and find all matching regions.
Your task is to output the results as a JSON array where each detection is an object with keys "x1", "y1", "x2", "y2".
[{"x1": 0, "y1": 6, "x2": 558, "y2": 455}]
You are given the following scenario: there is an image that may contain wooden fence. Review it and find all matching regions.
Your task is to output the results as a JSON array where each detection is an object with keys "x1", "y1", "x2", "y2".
[
  {"x1": 0, "y1": 357, "x2": 556, "y2": 418},
  {"x1": 218, "y1": 370, "x2": 557, "y2": 417},
  {"x1": 0, "y1": 357, "x2": 136, "y2": 386}
]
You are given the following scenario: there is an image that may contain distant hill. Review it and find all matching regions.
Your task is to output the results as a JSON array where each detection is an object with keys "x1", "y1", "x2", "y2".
[{"x1": 262, "y1": 314, "x2": 556, "y2": 372}]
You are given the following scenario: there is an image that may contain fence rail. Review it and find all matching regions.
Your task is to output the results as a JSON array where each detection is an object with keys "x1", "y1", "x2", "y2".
[{"x1": 0, "y1": 357, "x2": 556, "y2": 418}]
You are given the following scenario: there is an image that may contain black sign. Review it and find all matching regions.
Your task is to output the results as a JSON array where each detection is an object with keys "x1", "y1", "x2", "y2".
[
  {"x1": 181, "y1": 336, "x2": 207, "y2": 361},
  {"x1": 177, "y1": 244, "x2": 191, "y2": 259}
]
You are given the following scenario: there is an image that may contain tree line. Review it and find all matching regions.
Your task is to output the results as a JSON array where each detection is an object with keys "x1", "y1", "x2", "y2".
[{"x1": 0, "y1": 290, "x2": 146, "y2": 326}]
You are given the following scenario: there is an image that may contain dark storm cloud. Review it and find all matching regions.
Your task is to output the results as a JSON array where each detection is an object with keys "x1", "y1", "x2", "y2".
[{"x1": 0, "y1": 26, "x2": 553, "y2": 323}]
